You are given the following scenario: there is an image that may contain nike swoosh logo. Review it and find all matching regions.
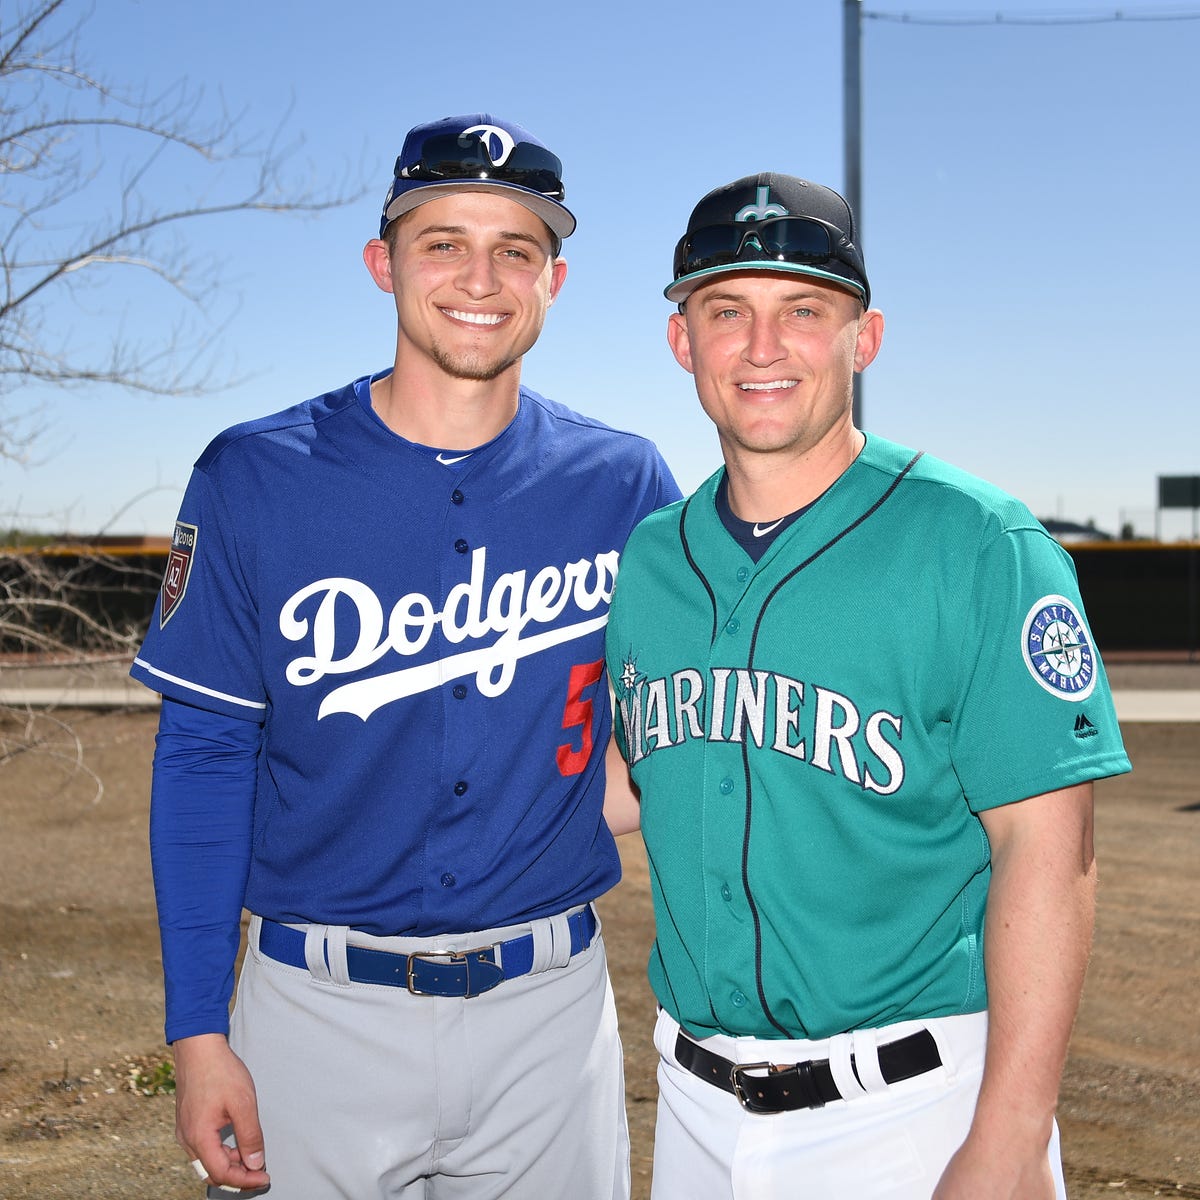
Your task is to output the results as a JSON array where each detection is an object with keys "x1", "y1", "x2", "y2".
[
  {"x1": 752, "y1": 518, "x2": 785, "y2": 537},
  {"x1": 436, "y1": 452, "x2": 471, "y2": 465}
]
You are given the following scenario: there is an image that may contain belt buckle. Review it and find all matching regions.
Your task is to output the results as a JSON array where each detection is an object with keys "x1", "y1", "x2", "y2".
[
  {"x1": 406, "y1": 944, "x2": 495, "y2": 997},
  {"x1": 729, "y1": 1061, "x2": 774, "y2": 1112}
]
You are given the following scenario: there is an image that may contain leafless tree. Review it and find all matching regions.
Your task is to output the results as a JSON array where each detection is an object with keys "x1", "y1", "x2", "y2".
[
  {"x1": 0, "y1": 0, "x2": 362, "y2": 780},
  {"x1": 0, "y1": 0, "x2": 362, "y2": 463}
]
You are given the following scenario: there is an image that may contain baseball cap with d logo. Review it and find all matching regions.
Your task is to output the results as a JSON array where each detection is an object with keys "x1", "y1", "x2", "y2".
[
  {"x1": 379, "y1": 114, "x2": 576, "y2": 241},
  {"x1": 666, "y1": 172, "x2": 870, "y2": 307}
]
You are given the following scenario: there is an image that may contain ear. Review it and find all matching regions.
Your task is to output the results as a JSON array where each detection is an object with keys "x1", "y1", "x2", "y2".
[
  {"x1": 667, "y1": 310, "x2": 695, "y2": 374},
  {"x1": 548, "y1": 257, "x2": 568, "y2": 305},
  {"x1": 854, "y1": 307, "x2": 884, "y2": 373},
  {"x1": 363, "y1": 239, "x2": 395, "y2": 294}
]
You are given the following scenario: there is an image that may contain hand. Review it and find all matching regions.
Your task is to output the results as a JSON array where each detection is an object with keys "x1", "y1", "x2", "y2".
[
  {"x1": 173, "y1": 1033, "x2": 270, "y2": 1192},
  {"x1": 932, "y1": 1132, "x2": 1057, "y2": 1200}
]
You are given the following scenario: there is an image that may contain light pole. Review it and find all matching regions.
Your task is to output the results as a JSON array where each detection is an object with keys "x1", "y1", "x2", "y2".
[{"x1": 844, "y1": 0, "x2": 864, "y2": 428}]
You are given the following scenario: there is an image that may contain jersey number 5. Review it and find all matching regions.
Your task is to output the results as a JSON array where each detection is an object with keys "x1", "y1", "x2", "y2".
[{"x1": 556, "y1": 659, "x2": 604, "y2": 777}]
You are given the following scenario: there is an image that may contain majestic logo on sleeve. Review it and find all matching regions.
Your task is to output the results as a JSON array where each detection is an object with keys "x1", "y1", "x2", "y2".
[
  {"x1": 1021, "y1": 595, "x2": 1097, "y2": 700},
  {"x1": 615, "y1": 653, "x2": 907, "y2": 795},
  {"x1": 280, "y1": 546, "x2": 619, "y2": 721},
  {"x1": 159, "y1": 521, "x2": 198, "y2": 628}
]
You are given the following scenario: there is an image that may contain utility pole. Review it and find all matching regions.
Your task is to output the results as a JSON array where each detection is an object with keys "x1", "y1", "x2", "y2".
[{"x1": 844, "y1": 0, "x2": 864, "y2": 428}]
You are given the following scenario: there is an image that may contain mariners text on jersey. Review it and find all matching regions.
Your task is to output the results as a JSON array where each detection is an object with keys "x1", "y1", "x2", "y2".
[{"x1": 616, "y1": 659, "x2": 905, "y2": 795}]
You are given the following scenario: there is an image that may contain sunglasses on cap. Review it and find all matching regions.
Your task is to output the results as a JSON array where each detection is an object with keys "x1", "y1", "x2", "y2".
[
  {"x1": 398, "y1": 133, "x2": 566, "y2": 199},
  {"x1": 673, "y1": 215, "x2": 858, "y2": 281}
]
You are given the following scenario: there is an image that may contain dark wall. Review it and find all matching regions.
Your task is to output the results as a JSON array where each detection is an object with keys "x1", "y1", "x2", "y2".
[
  {"x1": 1068, "y1": 543, "x2": 1199, "y2": 654},
  {"x1": 5, "y1": 543, "x2": 1199, "y2": 656}
]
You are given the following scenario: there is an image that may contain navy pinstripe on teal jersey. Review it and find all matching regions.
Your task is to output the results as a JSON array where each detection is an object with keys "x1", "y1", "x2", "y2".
[{"x1": 606, "y1": 434, "x2": 1129, "y2": 1042}]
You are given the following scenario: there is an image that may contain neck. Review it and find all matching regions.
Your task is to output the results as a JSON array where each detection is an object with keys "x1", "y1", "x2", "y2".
[
  {"x1": 370, "y1": 351, "x2": 522, "y2": 448},
  {"x1": 722, "y1": 427, "x2": 865, "y2": 522}
]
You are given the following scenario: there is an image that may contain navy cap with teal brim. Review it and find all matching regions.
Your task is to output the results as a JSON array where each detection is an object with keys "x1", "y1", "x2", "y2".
[{"x1": 665, "y1": 172, "x2": 870, "y2": 307}]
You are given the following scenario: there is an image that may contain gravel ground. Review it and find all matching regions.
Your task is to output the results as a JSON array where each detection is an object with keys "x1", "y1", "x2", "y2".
[{"x1": 0, "y1": 701, "x2": 1196, "y2": 1199}]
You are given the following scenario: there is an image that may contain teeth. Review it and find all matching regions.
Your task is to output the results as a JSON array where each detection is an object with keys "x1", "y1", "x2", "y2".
[
  {"x1": 739, "y1": 380, "x2": 798, "y2": 391},
  {"x1": 444, "y1": 309, "x2": 506, "y2": 325}
]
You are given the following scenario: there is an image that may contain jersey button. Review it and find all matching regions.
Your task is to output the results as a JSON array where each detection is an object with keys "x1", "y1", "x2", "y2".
[
  {"x1": 736, "y1": 566, "x2": 750, "y2": 583},
  {"x1": 440, "y1": 873, "x2": 457, "y2": 887},
  {"x1": 454, "y1": 538, "x2": 469, "y2": 554},
  {"x1": 452, "y1": 684, "x2": 468, "y2": 700},
  {"x1": 725, "y1": 617, "x2": 740, "y2": 635},
  {"x1": 451, "y1": 489, "x2": 465, "y2": 505},
  {"x1": 720, "y1": 884, "x2": 732, "y2": 902},
  {"x1": 730, "y1": 990, "x2": 747, "y2": 1008},
  {"x1": 718, "y1": 777, "x2": 734, "y2": 795},
  {"x1": 453, "y1": 781, "x2": 469, "y2": 796}
]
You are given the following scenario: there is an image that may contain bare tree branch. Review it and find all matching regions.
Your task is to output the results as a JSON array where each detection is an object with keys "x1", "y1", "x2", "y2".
[
  {"x1": 0, "y1": 0, "x2": 366, "y2": 462},
  {"x1": 0, "y1": 0, "x2": 366, "y2": 781}
]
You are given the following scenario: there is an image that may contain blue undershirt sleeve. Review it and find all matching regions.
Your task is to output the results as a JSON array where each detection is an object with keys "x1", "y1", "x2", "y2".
[{"x1": 149, "y1": 696, "x2": 261, "y2": 1043}]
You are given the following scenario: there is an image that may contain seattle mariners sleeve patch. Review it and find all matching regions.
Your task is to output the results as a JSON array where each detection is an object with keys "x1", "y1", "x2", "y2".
[
  {"x1": 160, "y1": 520, "x2": 198, "y2": 628},
  {"x1": 1021, "y1": 594, "x2": 1097, "y2": 701}
]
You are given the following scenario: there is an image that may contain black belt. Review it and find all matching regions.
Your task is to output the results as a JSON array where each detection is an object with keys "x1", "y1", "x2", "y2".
[
  {"x1": 674, "y1": 1027, "x2": 942, "y2": 1114},
  {"x1": 257, "y1": 907, "x2": 596, "y2": 998}
]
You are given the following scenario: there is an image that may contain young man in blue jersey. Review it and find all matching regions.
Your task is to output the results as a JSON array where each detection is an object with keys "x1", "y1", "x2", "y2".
[
  {"x1": 132, "y1": 114, "x2": 679, "y2": 1198},
  {"x1": 604, "y1": 172, "x2": 1131, "y2": 1199}
]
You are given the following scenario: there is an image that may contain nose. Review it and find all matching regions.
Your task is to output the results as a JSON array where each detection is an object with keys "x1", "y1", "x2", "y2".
[
  {"x1": 455, "y1": 250, "x2": 501, "y2": 299},
  {"x1": 743, "y1": 315, "x2": 786, "y2": 368}
]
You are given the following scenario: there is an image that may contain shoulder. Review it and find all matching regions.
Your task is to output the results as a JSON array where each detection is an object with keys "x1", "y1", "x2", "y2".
[
  {"x1": 857, "y1": 434, "x2": 1048, "y2": 541},
  {"x1": 194, "y1": 378, "x2": 364, "y2": 472},
  {"x1": 519, "y1": 388, "x2": 669, "y2": 470},
  {"x1": 629, "y1": 470, "x2": 722, "y2": 549}
]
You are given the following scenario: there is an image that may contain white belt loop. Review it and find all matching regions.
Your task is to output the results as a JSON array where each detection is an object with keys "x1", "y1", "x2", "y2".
[
  {"x1": 304, "y1": 924, "x2": 332, "y2": 983},
  {"x1": 828, "y1": 1033, "x2": 868, "y2": 1100},
  {"x1": 325, "y1": 925, "x2": 351, "y2": 987},
  {"x1": 546, "y1": 910, "x2": 573, "y2": 969},
  {"x1": 527, "y1": 910, "x2": 573, "y2": 975},
  {"x1": 304, "y1": 924, "x2": 351, "y2": 987},
  {"x1": 850, "y1": 1026, "x2": 889, "y2": 1094}
]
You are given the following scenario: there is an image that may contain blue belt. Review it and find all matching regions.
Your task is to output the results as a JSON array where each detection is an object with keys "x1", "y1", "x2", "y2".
[{"x1": 257, "y1": 906, "x2": 597, "y2": 998}]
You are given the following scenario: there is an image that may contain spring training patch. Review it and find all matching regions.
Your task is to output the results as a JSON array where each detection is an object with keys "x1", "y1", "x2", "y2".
[
  {"x1": 1021, "y1": 593, "x2": 1097, "y2": 701},
  {"x1": 160, "y1": 520, "x2": 198, "y2": 628}
]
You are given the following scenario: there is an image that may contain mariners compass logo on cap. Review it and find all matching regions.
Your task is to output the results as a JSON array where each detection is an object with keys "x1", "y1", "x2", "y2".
[{"x1": 666, "y1": 173, "x2": 870, "y2": 306}]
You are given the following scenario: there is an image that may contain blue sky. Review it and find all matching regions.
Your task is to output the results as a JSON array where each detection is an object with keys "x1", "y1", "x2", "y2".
[{"x1": 6, "y1": 0, "x2": 1199, "y2": 540}]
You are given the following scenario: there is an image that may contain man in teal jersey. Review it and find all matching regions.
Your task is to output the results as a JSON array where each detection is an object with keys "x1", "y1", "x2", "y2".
[{"x1": 604, "y1": 172, "x2": 1131, "y2": 1200}]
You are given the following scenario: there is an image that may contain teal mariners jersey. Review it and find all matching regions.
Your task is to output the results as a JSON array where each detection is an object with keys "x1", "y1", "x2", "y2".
[{"x1": 605, "y1": 435, "x2": 1131, "y2": 1042}]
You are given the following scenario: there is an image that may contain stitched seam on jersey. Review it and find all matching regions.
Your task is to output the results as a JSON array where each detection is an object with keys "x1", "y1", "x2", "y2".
[
  {"x1": 678, "y1": 493, "x2": 719, "y2": 646},
  {"x1": 741, "y1": 452, "x2": 925, "y2": 1035}
]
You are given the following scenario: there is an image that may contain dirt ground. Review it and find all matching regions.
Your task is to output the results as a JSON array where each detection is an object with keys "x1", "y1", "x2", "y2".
[{"x1": 1, "y1": 694, "x2": 1197, "y2": 1198}]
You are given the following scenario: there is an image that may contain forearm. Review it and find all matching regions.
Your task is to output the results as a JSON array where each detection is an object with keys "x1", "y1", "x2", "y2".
[
  {"x1": 602, "y1": 732, "x2": 641, "y2": 835},
  {"x1": 938, "y1": 784, "x2": 1096, "y2": 1197},
  {"x1": 975, "y1": 822, "x2": 1095, "y2": 1143},
  {"x1": 150, "y1": 697, "x2": 261, "y2": 1041}
]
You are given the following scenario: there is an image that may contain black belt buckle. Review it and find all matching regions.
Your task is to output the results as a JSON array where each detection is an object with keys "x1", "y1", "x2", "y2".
[
  {"x1": 729, "y1": 1061, "x2": 775, "y2": 1113},
  {"x1": 730, "y1": 1059, "x2": 828, "y2": 1113},
  {"x1": 406, "y1": 946, "x2": 503, "y2": 997}
]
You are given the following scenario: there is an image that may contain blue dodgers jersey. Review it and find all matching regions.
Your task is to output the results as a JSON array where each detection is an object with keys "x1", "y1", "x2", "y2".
[{"x1": 133, "y1": 375, "x2": 680, "y2": 935}]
